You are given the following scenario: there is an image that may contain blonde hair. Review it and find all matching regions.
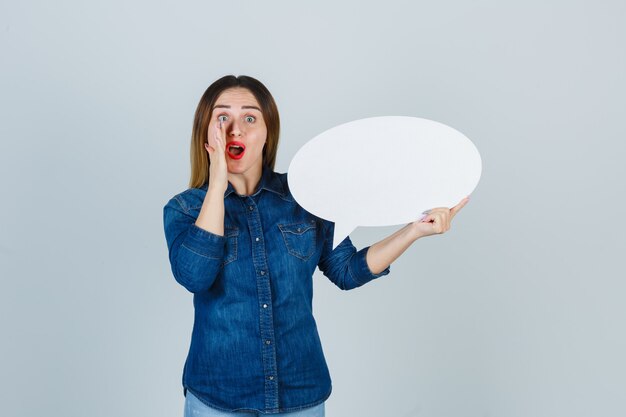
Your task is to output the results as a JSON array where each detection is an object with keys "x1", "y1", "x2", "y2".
[{"x1": 189, "y1": 75, "x2": 281, "y2": 189}]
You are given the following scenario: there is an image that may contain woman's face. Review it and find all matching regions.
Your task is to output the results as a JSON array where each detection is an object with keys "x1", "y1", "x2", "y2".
[{"x1": 209, "y1": 87, "x2": 267, "y2": 176}]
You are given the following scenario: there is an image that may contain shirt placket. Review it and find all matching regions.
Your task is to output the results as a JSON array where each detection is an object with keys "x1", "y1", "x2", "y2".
[{"x1": 243, "y1": 195, "x2": 279, "y2": 412}]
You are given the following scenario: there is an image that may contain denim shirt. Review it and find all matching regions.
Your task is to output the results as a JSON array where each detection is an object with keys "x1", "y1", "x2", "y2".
[{"x1": 163, "y1": 165, "x2": 390, "y2": 414}]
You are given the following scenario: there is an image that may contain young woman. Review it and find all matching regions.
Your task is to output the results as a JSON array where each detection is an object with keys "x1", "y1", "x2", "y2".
[{"x1": 163, "y1": 75, "x2": 469, "y2": 417}]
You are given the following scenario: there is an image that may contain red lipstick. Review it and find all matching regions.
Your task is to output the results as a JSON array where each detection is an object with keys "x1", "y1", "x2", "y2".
[{"x1": 226, "y1": 141, "x2": 246, "y2": 160}]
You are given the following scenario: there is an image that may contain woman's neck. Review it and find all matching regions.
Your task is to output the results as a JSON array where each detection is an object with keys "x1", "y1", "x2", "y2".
[{"x1": 228, "y1": 165, "x2": 263, "y2": 196}]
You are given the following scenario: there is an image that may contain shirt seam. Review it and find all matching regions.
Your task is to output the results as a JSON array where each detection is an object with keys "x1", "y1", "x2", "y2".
[
  {"x1": 174, "y1": 194, "x2": 189, "y2": 215},
  {"x1": 185, "y1": 385, "x2": 332, "y2": 414},
  {"x1": 347, "y1": 253, "x2": 365, "y2": 286},
  {"x1": 180, "y1": 243, "x2": 222, "y2": 260}
]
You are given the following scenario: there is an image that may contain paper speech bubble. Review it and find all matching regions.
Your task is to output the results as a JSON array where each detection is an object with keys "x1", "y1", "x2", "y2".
[{"x1": 288, "y1": 116, "x2": 482, "y2": 249}]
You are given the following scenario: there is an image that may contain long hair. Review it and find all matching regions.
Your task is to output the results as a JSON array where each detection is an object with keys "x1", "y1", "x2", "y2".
[{"x1": 189, "y1": 75, "x2": 281, "y2": 188}]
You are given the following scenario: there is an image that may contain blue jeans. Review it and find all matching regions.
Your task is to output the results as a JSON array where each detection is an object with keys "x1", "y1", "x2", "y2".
[{"x1": 184, "y1": 391, "x2": 325, "y2": 417}]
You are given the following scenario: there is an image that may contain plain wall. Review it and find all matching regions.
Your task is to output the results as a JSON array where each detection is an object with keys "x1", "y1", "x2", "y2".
[{"x1": 1, "y1": 1, "x2": 625, "y2": 416}]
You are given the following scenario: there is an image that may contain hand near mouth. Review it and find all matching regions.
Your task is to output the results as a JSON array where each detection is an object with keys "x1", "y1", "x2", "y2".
[{"x1": 204, "y1": 121, "x2": 228, "y2": 193}]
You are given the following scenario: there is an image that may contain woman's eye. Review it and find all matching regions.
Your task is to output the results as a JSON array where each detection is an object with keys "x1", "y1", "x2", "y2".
[
  {"x1": 217, "y1": 115, "x2": 228, "y2": 122},
  {"x1": 245, "y1": 116, "x2": 256, "y2": 123}
]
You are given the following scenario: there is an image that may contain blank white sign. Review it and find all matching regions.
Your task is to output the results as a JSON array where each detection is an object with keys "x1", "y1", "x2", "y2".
[{"x1": 288, "y1": 116, "x2": 482, "y2": 248}]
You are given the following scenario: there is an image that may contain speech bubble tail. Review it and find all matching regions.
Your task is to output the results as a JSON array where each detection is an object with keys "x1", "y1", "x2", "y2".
[{"x1": 332, "y1": 223, "x2": 356, "y2": 250}]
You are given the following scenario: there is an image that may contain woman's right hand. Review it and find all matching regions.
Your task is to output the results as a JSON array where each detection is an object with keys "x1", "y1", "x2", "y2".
[{"x1": 205, "y1": 120, "x2": 228, "y2": 193}]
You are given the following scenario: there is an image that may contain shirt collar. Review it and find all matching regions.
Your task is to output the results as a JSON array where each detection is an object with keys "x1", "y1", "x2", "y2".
[{"x1": 203, "y1": 165, "x2": 286, "y2": 198}]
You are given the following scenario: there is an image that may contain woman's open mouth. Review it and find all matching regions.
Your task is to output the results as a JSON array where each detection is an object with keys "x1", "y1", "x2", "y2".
[{"x1": 226, "y1": 141, "x2": 246, "y2": 160}]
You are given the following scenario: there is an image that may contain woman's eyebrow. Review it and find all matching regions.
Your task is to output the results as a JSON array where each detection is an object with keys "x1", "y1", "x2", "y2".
[{"x1": 213, "y1": 104, "x2": 261, "y2": 111}]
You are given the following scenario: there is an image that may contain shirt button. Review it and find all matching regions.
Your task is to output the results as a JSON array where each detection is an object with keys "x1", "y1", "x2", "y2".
[
  {"x1": 260, "y1": 270, "x2": 265, "y2": 275},
  {"x1": 297, "y1": 228, "x2": 301, "y2": 232},
  {"x1": 248, "y1": 206, "x2": 254, "y2": 211},
  {"x1": 262, "y1": 304, "x2": 268, "y2": 308},
  {"x1": 255, "y1": 237, "x2": 260, "y2": 242},
  {"x1": 266, "y1": 340, "x2": 271, "y2": 345},
  {"x1": 268, "y1": 376, "x2": 274, "y2": 380}
]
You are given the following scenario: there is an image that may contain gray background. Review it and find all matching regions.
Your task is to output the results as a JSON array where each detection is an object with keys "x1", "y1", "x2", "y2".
[{"x1": 1, "y1": 1, "x2": 625, "y2": 416}]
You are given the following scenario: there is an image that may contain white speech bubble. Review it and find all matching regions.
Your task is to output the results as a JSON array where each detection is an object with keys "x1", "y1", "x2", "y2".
[{"x1": 288, "y1": 116, "x2": 482, "y2": 249}]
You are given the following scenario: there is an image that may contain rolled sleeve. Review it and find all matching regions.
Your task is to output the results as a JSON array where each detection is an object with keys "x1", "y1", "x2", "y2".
[
  {"x1": 348, "y1": 246, "x2": 391, "y2": 286},
  {"x1": 182, "y1": 223, "x2": 226, "y2": 259},
  {"x1": 317, "y1": 221, "x2": 390, "y2": 290}
]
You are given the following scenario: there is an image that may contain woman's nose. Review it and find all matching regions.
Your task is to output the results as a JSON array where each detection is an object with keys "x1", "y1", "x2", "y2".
[{"x1": 228, "y1": 119, "x2": 243, "y2": 136}]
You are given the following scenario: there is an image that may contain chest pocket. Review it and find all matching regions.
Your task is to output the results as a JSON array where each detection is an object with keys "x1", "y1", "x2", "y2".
[
  {"x1": 278, "y1": 220, "x2": 317, "y2": 261},
  {"x1": 223, "y1": 225, "x2": 239, "y2": 266}
]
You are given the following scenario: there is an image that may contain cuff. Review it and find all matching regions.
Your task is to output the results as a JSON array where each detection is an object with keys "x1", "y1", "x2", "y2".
[
  {"x1": 349, "y1": 246, "x2": 391, "y2": 285},
  {"x1": 182, "y1": 224, "x2": 227, "y2": 259}
]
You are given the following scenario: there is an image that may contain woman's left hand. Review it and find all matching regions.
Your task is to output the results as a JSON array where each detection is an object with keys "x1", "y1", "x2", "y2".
[
  {"x1": 365, "y1": 196, "x2": 471, "y2": 274},
  {"x1": 408, "y1": 196, "x2": 470, "y2": 240}
]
